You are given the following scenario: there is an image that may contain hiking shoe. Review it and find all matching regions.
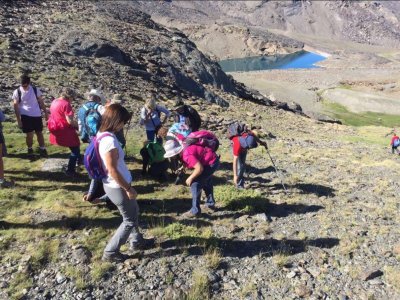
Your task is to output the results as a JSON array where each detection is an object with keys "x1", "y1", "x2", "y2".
[
  {"x1": 39, "y1": 148, "x2": 48, "y2": 158},
  {"x1": 129, "y1": 238, "x2": 155, "y2": 252},
  {"x1": 0, "y1": 180, "x2": 15, "y2": 188},
  {"x1": 102, "y1": 252, "x2": 129, "y2": 263},
  {"x1": 27, "y1": 148, "x2": 34, "y2": 155},
  {"x1": 200, "y1": 204, "x2": 216, "y2": 213},
  {"x1": 180, "y1": 211, "x2": 199, "y2": 219},
  {"x1": 64, "y1": 169, "x2": 78, "y2": 178}
]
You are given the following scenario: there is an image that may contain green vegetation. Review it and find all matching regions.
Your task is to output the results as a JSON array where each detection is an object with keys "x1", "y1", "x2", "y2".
[
  {"x1": 186, "y1": 269, "x2": 210, "y2": 300},
  {"x1": 323, "y1": 100, "x2": 400, "y2": 128}
]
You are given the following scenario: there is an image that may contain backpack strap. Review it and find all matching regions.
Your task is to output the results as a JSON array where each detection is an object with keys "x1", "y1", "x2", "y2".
[{"x1": 17, "y1": 88, "x2": 22, "y2": 103}]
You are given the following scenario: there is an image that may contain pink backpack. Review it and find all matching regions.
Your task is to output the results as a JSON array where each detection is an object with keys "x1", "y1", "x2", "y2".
[{"x1": 185, "y1": 130, "x2": 219, "y2": 152}]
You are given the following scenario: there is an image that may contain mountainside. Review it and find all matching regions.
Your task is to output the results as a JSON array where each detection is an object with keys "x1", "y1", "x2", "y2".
[
  {"x1": 135, "y1": 0, "x2": 400, "y2": 59},
  {"x1": 0, "y1": 0, "x2": 271, "y2": 109}
]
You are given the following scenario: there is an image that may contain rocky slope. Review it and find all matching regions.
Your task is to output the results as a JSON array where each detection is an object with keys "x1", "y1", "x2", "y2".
[
  {"x1": 135, "y1": 0, "x2": 400, "y2": 59},
  {"x1": 0, "y1": 0, "x2": 273, "y2": 109}
]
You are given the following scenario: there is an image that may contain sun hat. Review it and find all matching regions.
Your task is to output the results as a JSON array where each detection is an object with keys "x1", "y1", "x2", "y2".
[
  {"x1": 110, "y1": 94, "x2": 124, "y2": 104},
  {"x1": 163, "y1": 139, "x2": 184, "y2": 158},
  {"x1": 88, "y1": 89, "x2": 106, "y2": 104}
]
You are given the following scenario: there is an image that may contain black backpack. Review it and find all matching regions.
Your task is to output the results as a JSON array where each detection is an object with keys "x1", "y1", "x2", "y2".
[
  {"x1": 227, "y1": 122, "x2": 248, "y2": 139},
  {"x1": 174, "y1": 105, "x2": 201, "y2": 132}
]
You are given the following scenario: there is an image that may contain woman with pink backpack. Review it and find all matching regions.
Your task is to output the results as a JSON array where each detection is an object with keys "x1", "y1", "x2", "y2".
[{"x1": 163, "y1": 131, "x2": 220, "y2": 218}]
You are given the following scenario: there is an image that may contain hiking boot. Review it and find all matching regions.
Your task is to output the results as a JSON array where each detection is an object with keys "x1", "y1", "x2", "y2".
[
  {"x1": 129, "y1": 238, "x2": 155, "y2": 252},
  {"x1": 0, "y1": 179, "x2": 15, "y2": 188},
  {"x1": 27, "y1": 148, "x2": 34, "y2": 156},
  {"x1": 64, "y1": 169, "x2": 78, "y2": 178},
  {"x1": 180, "y1": 211, "x2": 199, "y2": 219},
  {"x1": 39, "y1": 148, "x2": 48, "y2": 158},
  {"x1": 101, "y1": 252, "x2": 129, "y2": 263}
]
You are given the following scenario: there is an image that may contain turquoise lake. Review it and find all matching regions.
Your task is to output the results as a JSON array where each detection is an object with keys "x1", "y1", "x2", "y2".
[{"x1": 218, "y1": 50, "x2": 326, "y2": 72}]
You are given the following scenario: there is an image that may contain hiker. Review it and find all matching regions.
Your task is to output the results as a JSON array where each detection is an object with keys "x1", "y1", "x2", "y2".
[
  {"x1": 12, "y1": 74, "x2": 48, "y2": 157},
  {"x1": 139, "y1": 127, "x2": 169, "y2": 180},
  {"x1": 96, "y1": 104, "x2": 148, "y2": 262},
  {"x1": 139, "y1": 94, "x2": 171, "y2": 142},
  {"x1": 172, "y1": 97, "x2": 201, "y2": 132},
  {"x1": 227, "y1": 122, "x2": 259, "y2": 189},
  {"x1": 83, "y1": 94, "x2": 133, "y2": 206},
  {"x1": 391, "y1": 132, "x2": 400, "y2": 154},
  {"x1": 0, "y1": 108, "x2": 14, "y2": 188},
  {"x1": 47, "y1": 88, "x2": 81, "y2": 176},
  {"x1": 77, "y1": 89, "x2": 106, "y2": 143},
  {"x1": 163, "y1": 131, "x2": 220, "y2": 218}
]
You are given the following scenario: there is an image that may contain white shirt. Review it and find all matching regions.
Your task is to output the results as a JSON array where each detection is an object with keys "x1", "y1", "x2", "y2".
[
  {"x1": 12, "y1": 85, "x2": 42, "y2": 117},
  {"x1": 98, "y1": 131, "x2": 132, "y2": 188}
]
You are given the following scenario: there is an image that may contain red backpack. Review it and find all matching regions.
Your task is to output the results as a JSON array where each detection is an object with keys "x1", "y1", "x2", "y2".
[{"x1": 185, "y1": 130, "x2": 219, "y2": 152}]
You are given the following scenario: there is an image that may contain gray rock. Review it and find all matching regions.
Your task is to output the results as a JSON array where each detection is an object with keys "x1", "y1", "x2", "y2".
[
  {"x1": 41, "y1": 158, "x2": 67, "y2": 172},
  {"x1": 56, "y1": 272, "x2": 67, "y2": 284}
]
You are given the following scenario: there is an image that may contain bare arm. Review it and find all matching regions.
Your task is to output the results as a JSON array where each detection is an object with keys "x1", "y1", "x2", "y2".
[
  {"x1": 186, "y1": 161, "x2": 203, "y2": 186},
  {"x1": 233, "y1": 155, "x2": 238, "y2": 184},
  {"x1": 104, "y1": 148, "x2": 137, "y2": 200},
  {"x1": 13, "y1": 99, "x2": 22, "y2": 128},
  {"x1": 37, "y1": 96, "x2": 48, "y2": 120}
]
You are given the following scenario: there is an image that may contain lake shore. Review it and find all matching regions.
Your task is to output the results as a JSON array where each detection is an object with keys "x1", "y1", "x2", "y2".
[{"x1": 229, "y1": 51, "x2": 400, "y2": 119}]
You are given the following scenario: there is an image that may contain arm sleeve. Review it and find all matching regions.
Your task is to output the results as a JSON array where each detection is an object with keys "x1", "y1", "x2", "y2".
[
  {"x1": 36, "y1": 88, "x2": 43, "y2": 98},
  {"x1": 64, "y1": 102, "x2": 74, "y2": 117},
  {"x1": 0, "y1": 110, "x2": 5, "y2": 122},
  {"x1": 97, "y1": 105, "x2": 106, "y2": 115},
  {"x1": 12, "y1": 89, "x2": 18, "y2": 102},
  {"x1": 140, "y1": 107, "x2": 146, "y2": 120},
  {"x1": 158, "y1": 105, "x2": 171, "y2": 117},
  {"x1": 99, "y1": 136, "x2": 118, "y2": 155}
]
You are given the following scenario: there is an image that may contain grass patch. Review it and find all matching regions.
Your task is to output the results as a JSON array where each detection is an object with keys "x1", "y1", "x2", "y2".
[
  {"x1": 384, "y1": 266, "x2": 400, "y2": 292},
  {"x1": 7, "y1": 272, "x2": 33, "y2": 300},
  {"x1": 323, "y1": 100, "x2": 400, "y2": 127},
  {"x1": 185, "y1": 269, "x2": 210, "y2": 300},
  {"x1": 215, "y1": 185, "x2": 267, "y2": 213},
  {"x1": 63, "y1": 264, "x2": 88, "y2": 290},
  {"x1": 204, "y1": 247, "x2": 222, "y2": 270},
  {"x1": 28, "y1": 239, "x2": 60, "y2": 271},
  {"x1": 90, "y1": 261, "x2": 115, "y2": 281}
]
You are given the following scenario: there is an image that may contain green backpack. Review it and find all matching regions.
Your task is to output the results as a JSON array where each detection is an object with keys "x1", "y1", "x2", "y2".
[{"x1": 146, "y1": 138, "x2": 166, "y2": 164}]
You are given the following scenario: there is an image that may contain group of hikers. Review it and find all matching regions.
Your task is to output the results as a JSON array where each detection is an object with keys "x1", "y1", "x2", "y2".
[{"x1": 1, "y1": 75, "x2": 264, "y2": 262}]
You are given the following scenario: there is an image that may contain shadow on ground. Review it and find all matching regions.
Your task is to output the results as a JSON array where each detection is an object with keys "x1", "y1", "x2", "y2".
[{"x1": 148, "y1": 236, "x2": 340, "y2": 259}]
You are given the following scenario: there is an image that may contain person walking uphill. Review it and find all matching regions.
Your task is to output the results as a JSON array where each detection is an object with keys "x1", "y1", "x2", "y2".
[
  {"x1": 47, "y1": 88, "x2": 81, "y2": 177},
  {"x1": 227, "y1": 122, "x2": 259, "y2": 189},
  {"x1": 98, "y1": 104, "x2": 147, "y2": 262},
  {"x1": 12, "y1": 74, "x2": 48, "y2": 157},
  {"x1": 139, "y1": 95, "x2": 171, "y2": 142},
  {"x1": 390, "y1": 132, "x2": 400, "y2": 155},
  {"x1": 163, "y1": 132, "x2": 220, "y2": 218}
]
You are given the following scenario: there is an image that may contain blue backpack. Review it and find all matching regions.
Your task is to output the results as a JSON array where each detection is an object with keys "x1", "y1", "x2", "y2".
[
  {"x1": 79, "y1": 102, "x2": 102, "y2": 143},
  {"x1": 394, "y1": 138, "x2": 400, "y2": 147},
  {"x1": 84, "y1": 133, "x2": 112, "y2": 180}
]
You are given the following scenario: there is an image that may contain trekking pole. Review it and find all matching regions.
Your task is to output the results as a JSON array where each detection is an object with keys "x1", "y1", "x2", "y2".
[
  {"x1": 258, "y1": 139, "x2": 289, "y2": 194},
  {"x1": 123, "y1": 112, "x2": 134, "y2": 157}
]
